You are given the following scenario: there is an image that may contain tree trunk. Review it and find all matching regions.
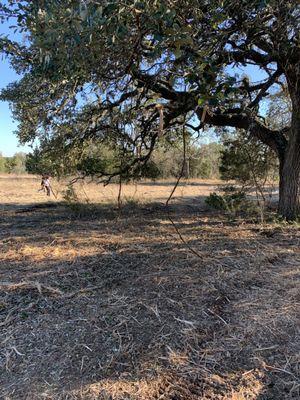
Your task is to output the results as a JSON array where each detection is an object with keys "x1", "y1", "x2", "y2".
[
  {"x1": 278, "y1": 158, "x2": 300, "y2": 220},
  {"x1": 278, "y1": 104, "x2": 300, "y2": 220}
]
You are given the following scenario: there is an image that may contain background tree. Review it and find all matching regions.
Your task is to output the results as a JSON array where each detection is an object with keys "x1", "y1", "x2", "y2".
[
  {"x1": 0, "y1": 0, "x2": 299, "y2": 218},
  {"x1": 220, "y1": 132, "x2": 278, "y2": 203},
  {"x1": 190, "y1": 142, "x2": 223, "y2": 179},
  {"x1": 0, "y1": 152, "x2": 6, "y2": 173},
  {"x1": 12, "y1": 152, "x2": 27, "y2": 174},
  {"x1": 4, "y1": 156, "x2": 17, "y2": 174},
  {"x1": 24, "y1": 134, "x2": 222, "y2": 180},
  {"x1": 219, "y1": 86, "x2": 291, "y2": 193},
  {"x1": 3, "y1": 152, "x2": 27, "y2": 174}
]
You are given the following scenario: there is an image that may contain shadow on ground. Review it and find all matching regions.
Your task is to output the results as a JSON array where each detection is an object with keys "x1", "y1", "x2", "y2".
[
  {"x1": 137, "y1": 180, "x2": 220, "y2": 187},
  {"x1": 0, "y1": 201, "x2": 299, "y2": 399}
]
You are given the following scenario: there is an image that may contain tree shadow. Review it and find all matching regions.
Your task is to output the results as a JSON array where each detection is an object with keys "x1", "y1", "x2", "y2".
[
  {"x1": 0, "y1": 201, "x2": 299, "y2": 399},
  {"x1": 138, "y1": 180, "x2": 221, "y2": 188}
]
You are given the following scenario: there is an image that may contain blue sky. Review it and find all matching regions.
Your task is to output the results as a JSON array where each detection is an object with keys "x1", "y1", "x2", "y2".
[
  {"x1": 0, "y1": 16, "x2": 31, "y2": 156},
  {"x1": 0, "y1": 56, "x2": 32, "y2": 156}
]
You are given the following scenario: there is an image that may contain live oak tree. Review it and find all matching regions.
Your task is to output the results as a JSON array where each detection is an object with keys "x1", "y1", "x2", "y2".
[{"x1": 0, "y1": 0, "x2": 299, "y2": 219}]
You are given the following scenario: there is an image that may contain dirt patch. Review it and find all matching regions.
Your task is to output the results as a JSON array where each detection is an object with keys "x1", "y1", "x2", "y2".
[{"x1": 0, "y1": 178, "x2": 299, "y2": 399}]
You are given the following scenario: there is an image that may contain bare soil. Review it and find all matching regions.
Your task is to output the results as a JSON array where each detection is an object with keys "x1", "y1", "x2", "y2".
[{"x1": 0, "y1": 176, "x2": 299, "y2": 399}]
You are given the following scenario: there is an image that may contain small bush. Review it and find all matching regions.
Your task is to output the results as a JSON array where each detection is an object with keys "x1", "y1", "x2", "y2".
[
  {"x1": 225, "y1": 190, "x2": 246, "y2": 206},
  {"x1": 205, "y1": 187, "x2": 261, "y2": 221},
  {"x1": 123, "y1": 196, "x2": 140, "y2": 208},
  {"x1": 62, "y1": 185, "x2": 79, "y2": 203},
  {"x1": 205, "y1": 192, "x2": 227, "y2": 210},
  {"x1": 206, "y1": 189, "x2": 246, "y2": 211}
]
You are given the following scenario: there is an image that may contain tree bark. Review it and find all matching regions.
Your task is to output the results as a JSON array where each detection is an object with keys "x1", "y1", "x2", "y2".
[
  {"x1": 278, "y1": 88, "x2": 300, "y2": 220},
  {"x1": 278, "y1": 156, "x2": 300, "y2": 220}
]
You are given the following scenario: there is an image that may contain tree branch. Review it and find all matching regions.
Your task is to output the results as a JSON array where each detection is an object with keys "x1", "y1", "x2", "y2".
[
  {"x1": 194, "y1": 107, "x2": 287, "y2": 160},
  {"x1": 248, "y1": 68, "x2": 283, "y2": 109}
]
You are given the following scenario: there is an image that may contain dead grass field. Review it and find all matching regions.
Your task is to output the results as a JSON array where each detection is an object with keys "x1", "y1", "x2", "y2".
[
  {"x1": 0, "y1": 174, "x2": 221, "y2": 209},
  {"x1": 0, "y1": 175, "x2": 299, "y2": 399}
]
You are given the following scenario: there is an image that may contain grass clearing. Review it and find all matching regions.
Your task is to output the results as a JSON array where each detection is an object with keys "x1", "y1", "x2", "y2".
[{"x1": 0, "y1": 175, "x2": 299, "y2": 399}]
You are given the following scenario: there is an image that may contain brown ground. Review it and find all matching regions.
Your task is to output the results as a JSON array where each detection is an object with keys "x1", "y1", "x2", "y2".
[{"x1": 0, "y1": 175, "x2": 299, "y2": 399}]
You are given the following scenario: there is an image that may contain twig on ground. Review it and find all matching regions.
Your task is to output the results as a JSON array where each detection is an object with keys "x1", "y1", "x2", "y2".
[{"x1": 0, "y1": 281, "x2": 64, "y2": 296}]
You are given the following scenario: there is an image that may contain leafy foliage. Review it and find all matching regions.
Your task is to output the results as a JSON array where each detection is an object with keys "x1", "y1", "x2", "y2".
[
  {"x1": 205, "y1": 189, "x2": 246, "y2": 211},
  {"x1": 205, "y1": 186, "x2": 260, "y2": 220},
  {"x1": 220, "y1": 133, "x2": 278, "y2": 187},
  {"x1": 24, "y1": 138, "x2": 223, "y2": 180},
  {"x1": 0, "y1": 152, "x2": 27, "y2": 174}
]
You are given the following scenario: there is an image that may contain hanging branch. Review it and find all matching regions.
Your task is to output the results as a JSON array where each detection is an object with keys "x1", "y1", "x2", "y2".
[
  {"x1": 117, "y1": 175, "x2": 122, "y2": 209},
  {"x1": 165, "y1": 116, "x2": 203, "y2": 260},
  {"x1": 155, "y1": 104, "x2": 164, "y2": 137}
]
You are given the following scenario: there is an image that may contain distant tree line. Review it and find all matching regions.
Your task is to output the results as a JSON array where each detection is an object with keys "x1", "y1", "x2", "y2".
[
  {"x1": 0, "y1": 152, "x2": 27, "y2": 174},
  {"x1": 2, "y1": 137, "x2": 280, "y2": 187},
  {"x1": 25, "y1": 140, "x2": 224, "y2": 180}
]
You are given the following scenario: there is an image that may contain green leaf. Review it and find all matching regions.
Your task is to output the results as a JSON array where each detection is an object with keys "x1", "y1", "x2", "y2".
[{"x1": 174, "y1": 47, "x2": 182, "y2": 59}]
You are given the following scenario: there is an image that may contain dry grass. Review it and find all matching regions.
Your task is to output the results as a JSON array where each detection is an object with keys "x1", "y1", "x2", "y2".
[
  {"x1": 0, "y1": 174, "x2": 221, "y2": 208},
  {"x1": 0, "y1": 174, "x2": 299, "y2": 399}
]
